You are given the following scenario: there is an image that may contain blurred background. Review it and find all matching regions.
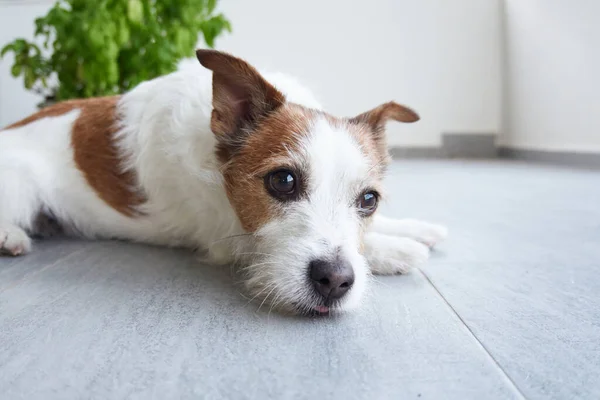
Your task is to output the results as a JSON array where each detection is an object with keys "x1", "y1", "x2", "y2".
[{"x1": 1, "y1": 0, "x2": 597, "y2": 160}]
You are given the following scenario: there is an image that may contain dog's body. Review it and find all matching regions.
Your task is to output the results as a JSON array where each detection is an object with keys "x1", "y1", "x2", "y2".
[{"x1": 0, "y1": 50, "x2": 447, "y2": 314}]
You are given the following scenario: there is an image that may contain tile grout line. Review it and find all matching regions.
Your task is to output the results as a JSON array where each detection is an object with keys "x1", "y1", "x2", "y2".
[{"x1": 419, "y1": 269, "x2": 528, "y2": 400}]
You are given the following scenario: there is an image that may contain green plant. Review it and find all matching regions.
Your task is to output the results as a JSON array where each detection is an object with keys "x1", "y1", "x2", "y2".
[{"x1": 1, "y1": 0, "x2": 230, "y2": 105}]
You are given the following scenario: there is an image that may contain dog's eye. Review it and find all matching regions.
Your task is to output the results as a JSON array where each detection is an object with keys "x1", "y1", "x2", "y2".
[
  {"x1": 357, "y1": 191, "x2": 378, "y2": 216},
  {"x1": 266, "y1": 169, "x2": 297, "y2": 199}
]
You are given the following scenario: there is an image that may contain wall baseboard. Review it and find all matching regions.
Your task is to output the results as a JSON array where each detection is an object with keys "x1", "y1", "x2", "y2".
[
  {"x1": 498, "y1": 147, "x2": 600, "y2": 169},
  {"x1": 390, "y1": 133, "x2": 600, "y2": 169},
  {"x1": 390, "y1": 133, "x2": 497, "y2": 159},
  {"x1": 389, "y1": 147, "x2": 444, "y2": 159},
  {"x1": 442, "y1": 133, "x2": 497, "y2": 158}
]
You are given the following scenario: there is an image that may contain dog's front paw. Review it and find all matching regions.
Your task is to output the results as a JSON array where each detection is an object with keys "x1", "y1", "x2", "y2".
[
  {"x1": 371, "y1": 216, "x2": 448, "y2": 248},
  {"x1": 0, "y1": 225, "x2": 32, "y2": 256},
  {"x1": 364, "y1": 233, "x2": 430, "y2": 275},
  {"x1": 409, "y1": 221, "x2": 448, "y2": 248}
]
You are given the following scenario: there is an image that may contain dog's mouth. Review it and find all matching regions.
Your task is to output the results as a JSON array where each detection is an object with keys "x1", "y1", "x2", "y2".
[
  {"x1": 309, "y1": 299, "x2": 344, "y2": 316},
  {"x1": 288, "y1": 302, "x2": 333, "y2": 316},
  {"x1": 305, "y1": 295, "x2": 345, "y2": 316},
  {"x1": 313, "y1": 305, "x2": 330, "y2": 315}
]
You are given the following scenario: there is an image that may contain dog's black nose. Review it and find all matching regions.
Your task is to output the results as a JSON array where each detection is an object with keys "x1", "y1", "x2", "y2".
[{"x1": 309, "y1": 258, "x2": 355, "y2": 300}]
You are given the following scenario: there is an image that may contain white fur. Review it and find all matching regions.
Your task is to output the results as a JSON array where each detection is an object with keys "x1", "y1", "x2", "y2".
[
  {"x1": 371, "y1": 215, "x2": 448, "y2": 248},
  {"x1": 0, "y1": 58, "x2": 446, "y2": 313},
  {"x1": 364, "y1": 233, "x2": 430, "y2": 275}
]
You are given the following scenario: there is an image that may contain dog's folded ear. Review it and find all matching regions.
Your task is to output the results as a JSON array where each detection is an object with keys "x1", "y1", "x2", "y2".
[
  {"x1": 196, "y1": 49, "x2": 285, "y2": 140},
  {"x1": 350, "y1": 102, "x2": 419, "y2": 133},
  {"x1": 350, "y1": 102, "x2": 419, "y2": 162}
]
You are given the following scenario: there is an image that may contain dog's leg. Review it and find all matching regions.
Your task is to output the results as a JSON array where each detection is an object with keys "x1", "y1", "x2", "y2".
[
  {"x1": 363, "y1": 232, "x2": 430, "y2": 275},
  {"x1": 370, "y1": 215, "x2": 448, "y2": 248},
  {"x1": 0, "y1": 168, "x2": 38, "y2": 256}
]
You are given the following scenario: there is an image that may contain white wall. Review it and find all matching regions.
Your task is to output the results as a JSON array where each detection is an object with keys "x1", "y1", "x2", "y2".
[
  {"x1": 216, "y1": 0, "x2": 502, "y2": 147},
  {"x1": 0, "y1": 0, "x2": 502, "y2": 148},
  {"x1": 501, "y1": 0, "x2": 600, "y2": 153},
  {"x1": 0, "y1": 0, "x2": 54, "y2": 127}
]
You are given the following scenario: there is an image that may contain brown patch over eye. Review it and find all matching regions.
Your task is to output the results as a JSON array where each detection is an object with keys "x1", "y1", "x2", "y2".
[
  {"x1": 219, "y1": 104, "x2": 316, "y2": 232},
  {"x1": 357, "y1": 191, "x2": 378, "y2": 217}
]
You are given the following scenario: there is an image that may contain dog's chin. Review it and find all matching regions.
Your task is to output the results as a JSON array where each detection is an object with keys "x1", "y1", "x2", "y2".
[
  {"x1": 240, "y1": 254, "x2": 367, "y2": 316},
  {"x1": 302, "y1": 301, "x2": 346, "y2": 317},
  {"x1": 243, "y1": 280, "x2": 362, "y2": 317},
  {"x1": 295, "y1": 293, "x2": 364, "y2": 316},
  {"x1": 273, "y1": 299, "x2": 348, "y2": 317}
]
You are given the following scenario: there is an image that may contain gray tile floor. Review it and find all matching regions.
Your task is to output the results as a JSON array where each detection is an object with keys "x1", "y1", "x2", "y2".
[{"x1": 1, "y1": 160, "x2": 599, "y2": 400}]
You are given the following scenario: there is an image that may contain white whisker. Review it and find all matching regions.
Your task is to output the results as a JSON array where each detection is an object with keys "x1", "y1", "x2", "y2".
[{"x1": 257, "y1": 285, "x2": 278, "y2": 313}]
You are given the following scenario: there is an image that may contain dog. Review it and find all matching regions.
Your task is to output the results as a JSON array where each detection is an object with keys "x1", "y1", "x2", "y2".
[{"x1": 0, "y1": 50, "x2": 447, "y2": 314}]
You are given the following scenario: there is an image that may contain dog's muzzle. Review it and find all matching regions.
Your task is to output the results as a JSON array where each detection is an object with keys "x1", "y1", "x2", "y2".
[{"x1": 308, "y1": 255, "x2": 354, "y2": 313}]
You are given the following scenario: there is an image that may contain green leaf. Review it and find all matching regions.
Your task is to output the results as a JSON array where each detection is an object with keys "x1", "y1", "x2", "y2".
[
  {"x1": 2, "y1": 0, "x2": 231, "y2": 100},
  {"x1": 200, "y1": 14, "x2": 231, "y2": 47},
  {"x1": 116, "y1": 18, "x2": 131, "y2": 46},
  {"x1": 207, "y1": 0, "x2": 217, "y2": 14},
  {"x1": 11, "y1": 64, "x2": 22, "y2": 77},
  {"x1": 127, "y1": 0, "x2": 143, "y2": 24},
  {"x1": 107, "y1": 61, "x2": 119, "y2": 85},
  {"x1": 224, "y1": 21, "x2": 232, "y2": 33},
  {"x1": 24, "y1": 67, "x2": 36, "y2": 89},
  {"x1": 89, "y1": 27, "x2": 104, "y2": 47},
  {"x1": 0, "y1": 43, "x2": 14, "y2": 58},
  {"x1": 11, "y1": 39, "x2": 28, "y2": 53},
  {"x1": 34, "y1": 17, "x2": 46, "y2": 36}
]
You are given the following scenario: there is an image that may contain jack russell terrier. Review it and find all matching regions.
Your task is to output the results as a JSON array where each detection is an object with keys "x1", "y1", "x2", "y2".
[{"x1": 0, "y1": 50, "x2": 447, "y2": 315}]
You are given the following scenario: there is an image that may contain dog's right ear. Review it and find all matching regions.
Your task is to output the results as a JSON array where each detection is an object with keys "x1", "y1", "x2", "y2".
[{"x1": 196, "y1": 50, "x2": 285, "y2": 141}]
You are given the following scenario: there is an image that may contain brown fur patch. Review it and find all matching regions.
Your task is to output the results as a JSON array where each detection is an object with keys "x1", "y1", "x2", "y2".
[
  {"x1": 4, "y1": 97, "x2": 144, "y2": 216},
  {"x1": 221, "y1": 104, "x2": 315, "y2": 232},
  {"x1": 5, "y1": 101, "x2": 80, "y2": 130}
]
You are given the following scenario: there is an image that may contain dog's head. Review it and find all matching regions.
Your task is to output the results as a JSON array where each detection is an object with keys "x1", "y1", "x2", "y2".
[{"x1": 197, "y1": 50, "x2": 419, "y2": 315}]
